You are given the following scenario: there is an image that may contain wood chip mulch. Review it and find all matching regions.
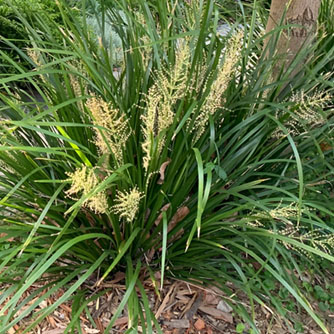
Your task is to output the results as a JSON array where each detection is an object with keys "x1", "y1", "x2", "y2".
[{"x1": 0, "y1": 272, "x2": 330, "y2": 334}]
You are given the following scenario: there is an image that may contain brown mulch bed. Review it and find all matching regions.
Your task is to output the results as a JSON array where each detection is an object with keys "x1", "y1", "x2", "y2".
[{"x1": 1, "y1": 273, "x2": 331, "y2": 334}]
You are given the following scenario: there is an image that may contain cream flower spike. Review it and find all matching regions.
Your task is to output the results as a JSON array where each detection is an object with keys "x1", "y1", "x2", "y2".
[
  {"x1": 193, "y1": 30, "x2": 243, "y2": 142},
  {"x1": 112, "y1": 187, "x2": 144, "y2": 223},
  {"x1": 66, "y1": 166, "x2": 108, "y2": 214},
  {"x1": 87, "y1": 94, "x2": 130, "y2": 165}
]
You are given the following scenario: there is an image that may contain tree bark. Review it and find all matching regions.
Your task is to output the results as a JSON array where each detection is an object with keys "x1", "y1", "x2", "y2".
[{"x1": 265, "y1": 0, "x2": 321, "y2": 75}]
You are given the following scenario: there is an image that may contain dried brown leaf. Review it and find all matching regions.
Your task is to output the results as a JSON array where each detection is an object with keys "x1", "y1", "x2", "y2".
[
  {"x1": 163, "y1": 319, "x2": 190, "y2": 329},
  {"x1": 47, "y1": 315, "x2": 57, "y2": 328},
  {"x1": 59, "y1": 304, "x2": 71, "y2": 313},
  {"x1": 83, "y1": 328, "x2": 100, "y2": 334},
  {"x1": 154, "y1": 204, "x2": 171, "y2": 226},
  {"x1": 155, "y1": 282, "x2": 176, "y2": 319},
  {"x1": 95, "y1": 318, "x2": 105, "y2": 332},
  {"x1": 113, "y1": 316, "x2": 128, "y2": 327},
  {"x1": 43, "y1": 330, "x2": 66, "y2": 334},
  {"x1": 184, "y1": 291, "x2": 203, "y2": 319},
  {"x1": 168, "y1": 206, "x2": 189, "y2": 233},
  {"x1": 157, "y1": 158, "x2": 171, "y2": 184},
  {"x1": 176, "y1": 289, "x2": 193, "y2": 296},
  {"x1": 181, "y1": 292, "x2": 197, "y2": 318},
  {"x1": 175, "y1": 294, "x2": 191, "y2": 303},
  {"x1": 109, "y1": 271, "x2": 125, "y2": 284},
  {"x1": 199, "y1": 306, "x2": 233, "y2": 323},
  {"x1": 204, "y1": 293, "x2": 220, "y2": 306}
]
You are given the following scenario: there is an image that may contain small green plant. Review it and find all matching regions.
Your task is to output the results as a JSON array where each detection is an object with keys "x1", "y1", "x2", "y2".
[
  {"x1": 314, "y1": 285, "x2": 329, "y2": 302},
  {"x1": 236, "y1": 323, "x2": 246, "y2": 333},
  {"x1": 294, "y1": 322, "x2": 304, "y2": 333}
]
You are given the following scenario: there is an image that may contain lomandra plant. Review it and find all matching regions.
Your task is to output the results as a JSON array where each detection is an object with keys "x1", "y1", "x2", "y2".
[{"x1": 1, "y1": 0, "x2": 334, "y2": 333}]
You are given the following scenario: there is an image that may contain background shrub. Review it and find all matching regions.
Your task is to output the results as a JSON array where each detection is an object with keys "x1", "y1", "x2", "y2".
[{"x1": 0, "y1": 0, "x2": 74, "y2": 74}]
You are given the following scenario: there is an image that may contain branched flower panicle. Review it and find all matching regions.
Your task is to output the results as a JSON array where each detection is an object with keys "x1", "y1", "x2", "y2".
[
  {"x1": 193, "y1": 31, "x2": 243, "y2": 142},
  {"x1": 87, "y1": 95, "x2": 130, "y2": 165},
  {"x1": 260, "y1": 202, "x2": 299, "y2": 222},
  {"x1": 66, "y1": 166, "x2": 108, "y2": 214},
  {"x1": 70, "y1": 75, "x2": 82, "y2": 98},
  {"x1": 135, "y1": 12, "x2": 151, "y2": 68},
  {"x1": 250, "y1": 202, "x2": 299, "y2": 227},
  {"x1": 141, "y1": 41, "x2": 190, "y2": 170},
  {"x1": 252, "y1": 202, "x2": 334, "y2": 258},
  {"x1": 112, "y1": 187, "x2": 144, "y2": 222},
  {"x1": 27, "y1": 48, "x2": 41, "y2": 68},
  {"x1": 278, "y1": 228, "x2": 334, "y2": 259},
  {"x1": 273, "y1": 90, "x2": 332, "y2": 138},
  {"x1": 183, "y1": 0, "x2": 201, "y2": 30},
  {"x1": 290, "y1": 90, "x2": 331, "y2": 128},
  {"x1": 68, "y1": 61, "x2": 87, "y2": 99}
]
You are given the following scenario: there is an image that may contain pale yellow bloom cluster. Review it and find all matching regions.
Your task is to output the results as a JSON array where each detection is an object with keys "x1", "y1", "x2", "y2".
[
  {"x1": 70, "y1": 75, "x2": 82, "y2": 98},
  {"x1": 251, "y1": 203, "x2": 334, "y2": 257},
  {"x1": 277, "y1": 227, "x2": 334, "y2": 258},
  {"x1": 27, "y1": 48, "x2": 48, "y2": 84},
  {"x1": 251, "y1": 202, "x2": 299, "y2": 227},
  {"x1": 290, "y1": 90, "x2": 331, "y2": 129},
  {"x1": 306, "y1": 231, "x2": 334, "y2": 255},
  {"x1": 141, "y1": 42, "x2": 190, "y2": 170},
  {"x1": 274, "y1": 90, "x2": 332, "y2": 138},
  {"x1": 184, "y1": 0, "x2": 200, "y2": 30},
  {"x1": 87, "y1": 95, "x2": 129, "y2": 165},
  {"x1": 267, "y1": 202, "x2": 299, "y2": 223},
  {"x1": 66, "y1": 166, "x2": 108, "y2": 214},
  {"x1": 27, "y1": 48, "x2": 41, "y2": 67},
  {"x1": 134, "y1": 12, "x2": 151, "y2": 68},
  {"x1": 193, "y1": 31, "x2": 243, "y2": 142},
  {"x1": 112, "y1": 187, "x2": 144, "y2": 222}
]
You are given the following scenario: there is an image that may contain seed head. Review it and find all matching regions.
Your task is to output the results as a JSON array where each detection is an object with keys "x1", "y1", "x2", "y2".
[
  {"x1": 141, "y1": 41, "x2": 190, "y2": 170},
  {"x1": 70, "y1": 75, "x2": 82, "y2": 98},
  {"x1": 112, "y1": 187, "x2": 144, "y2": 222},
  {"x1": 66, "y1": 166, "x2": 108, "y2": 214},
  {"x1": 27, "y1": 48, "x2": 41, "y2": 67},
  {"x1": 290, "y1": 89, "x2": 331, "y2": 128},
  {"x1": 193, "y1": 31, "x2": 243, "y2": 142},
  {"x1": 274, "y1": 89, "x2": 332, "y2": 138},
  {"x1": 87, "y1": 95, "x2": 130, "y2": 165}
]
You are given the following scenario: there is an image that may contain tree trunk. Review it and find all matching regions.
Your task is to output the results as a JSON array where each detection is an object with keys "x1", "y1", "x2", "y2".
[{"x1": 265, "y1": 0, "x2": 321, "y2": 75}]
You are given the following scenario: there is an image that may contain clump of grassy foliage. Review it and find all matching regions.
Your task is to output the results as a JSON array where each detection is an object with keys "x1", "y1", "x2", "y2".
[{"x1": 1, "y1": 0, "x2": 334, "y2": 333}]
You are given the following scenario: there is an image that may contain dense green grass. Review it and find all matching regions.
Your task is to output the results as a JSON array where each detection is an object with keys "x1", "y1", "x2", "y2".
[{"x1": 1, "y1": 0, "x2": 334, "y2": 333}]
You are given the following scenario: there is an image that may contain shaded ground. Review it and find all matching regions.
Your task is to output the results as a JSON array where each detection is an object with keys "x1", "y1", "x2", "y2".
[{"x1": 1, "y1": 272, "x2": 331, "y2": 334}]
